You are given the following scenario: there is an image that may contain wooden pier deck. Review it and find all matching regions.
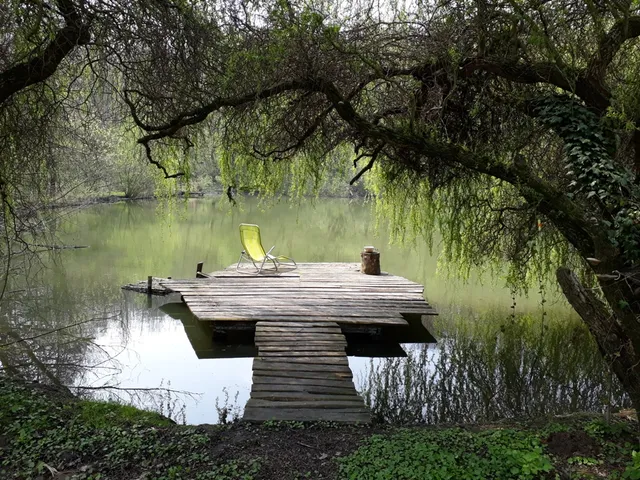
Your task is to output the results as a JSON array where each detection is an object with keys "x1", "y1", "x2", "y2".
[{"x1": 161, "y1": 263, "x2": 436, "y2": 423}]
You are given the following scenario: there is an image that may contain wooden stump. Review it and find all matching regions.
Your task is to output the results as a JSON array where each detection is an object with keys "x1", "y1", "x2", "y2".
[{"x1": 361, "y1": 252, "x2": 381, "y2": 275}]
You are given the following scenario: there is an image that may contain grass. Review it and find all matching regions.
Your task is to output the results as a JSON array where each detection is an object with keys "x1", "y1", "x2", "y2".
[
  {"x1": 0, "y1": 376, "x2": 638, "y2": 479},
  {"x1": 77, "y1": 400, "x2": 175, "y2": 429}
]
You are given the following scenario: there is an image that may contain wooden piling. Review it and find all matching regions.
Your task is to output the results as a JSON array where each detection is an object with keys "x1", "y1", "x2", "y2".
[
  {"x1": 147, "y1": 276, "x2": 153, "y2": 294},
  {"x1": 361, "y1": 251, "x2": 381, "y2": 275}
]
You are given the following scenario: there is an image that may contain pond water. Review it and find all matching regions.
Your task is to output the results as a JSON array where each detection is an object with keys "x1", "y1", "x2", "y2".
[{"x1": 0, "y1": 198, "x2": 629, "y2": 424}]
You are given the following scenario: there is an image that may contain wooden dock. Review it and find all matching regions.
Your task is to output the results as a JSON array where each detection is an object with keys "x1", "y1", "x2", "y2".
[{"x1": 161, "y1": 263, "x2": 436, "y2": 423}]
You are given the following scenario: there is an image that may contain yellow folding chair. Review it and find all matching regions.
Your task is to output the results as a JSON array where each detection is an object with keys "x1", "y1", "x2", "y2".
[{"x1": 236, "y1": 224, "x2": 297, "y2": 273}]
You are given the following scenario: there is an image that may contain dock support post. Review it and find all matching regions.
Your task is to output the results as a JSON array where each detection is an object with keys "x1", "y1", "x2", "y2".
[
  {"x1": 147, "y1": 276, "x2": 153, "y2": 294},
  {"x1": 196, "y1": 262, "x2": 204, "y2": 278}
]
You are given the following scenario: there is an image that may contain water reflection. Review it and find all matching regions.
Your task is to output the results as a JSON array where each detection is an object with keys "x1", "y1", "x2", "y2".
[{"x1": 359, "y1": 308, "x2": 630, "y2": 424}]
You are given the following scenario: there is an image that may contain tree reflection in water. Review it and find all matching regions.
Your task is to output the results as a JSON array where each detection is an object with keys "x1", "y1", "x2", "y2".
[{"x1": 360, "y1": 307, "x2": 630, "y2": 424}]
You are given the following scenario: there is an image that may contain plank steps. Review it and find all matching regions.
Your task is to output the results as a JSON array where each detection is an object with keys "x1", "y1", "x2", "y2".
[{"x1": 243, "y1": 320, "x2": 370, "y2": 424}]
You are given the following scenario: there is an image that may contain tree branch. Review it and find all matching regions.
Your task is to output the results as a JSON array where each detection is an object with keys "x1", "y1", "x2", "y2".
[
  {"x1": 587, "y1": 16, "x2": 640, "y2": 84},
  {"x1": 0, "y1": 0, "x2": 90, "y2": 105},
  {"x1": 461, "y1": 57, "x2": 614, "y2": 113},
  {"x1": 461, "y1": 58, "x2": 574, "y2": 92},
  {"x1": 350, "y1": 144, "x2": 383, "y2": 184}
]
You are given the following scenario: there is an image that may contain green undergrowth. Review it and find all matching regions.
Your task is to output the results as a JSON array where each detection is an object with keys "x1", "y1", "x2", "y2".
[
  {"x1": 0, "y1": 379, "x2": 260, "y2": 479},
  {"x1": 1, "y1": 377, "x2": 638, "y2": 479},
  {"x1": 338, "y1": 428, "x2": 554, "y2": 479},
  {"x1": 338, "y1": 419, "x2": 639, "y2": 480}
]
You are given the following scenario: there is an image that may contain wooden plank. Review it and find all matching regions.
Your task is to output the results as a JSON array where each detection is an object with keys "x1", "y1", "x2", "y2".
[
  {"x1": 172, "y1": 277, "x2": 417, "y2": 283},
  {"x1": 252, "y1": 360, "x2": 351, "y2": 373},
  {"x1": 193, "y1": 311, "x2": 403, "y2": 319},
  {"x1": 242, "y1": 408, "x2": 370, "y2": 423},
  {"x1": 254, "y1": 333, "x2": 346, "y2": 340},
  {"x1": 256, "y1": 328, "x2": 343, "y2": 335},
  {"x1": 255, "y1": 332, "x2": 344, "y2": 339},
  {"x1": 256, "y1": 329, "x2": 343, "y2": 334},
  {"x1": 256, "y1": 322, "x2": 341, "y2": 329},
  {"x1": 252, "y1": 384, "x2": 358, "y2": 395},
  {"x1": 251, "y1": 375, "x2": 356, "y2": 389},
  {"x1": 256, "y1": 334, "x2": 345, "y2": 340},
  {"x1": 189, "y1": 311, "x2": 406, "y2": 320},
  {"x1": 186, "y1": 299, "x2": 427, "y2": 307},
  {"x1": 255, "y1": 336, "x2": 346, "y2": 342},
  {"x1": 250, "y1": 391, "x2": 362, "y2": 401},
  {"x1": 185, "y1": 293, "x2": 426, "y2": 300},
  {"x1": 255, "y1": 341, "x2": 347, "y2": 347},
  {"x1": 258, "y1": 355, "x2": 349, "y2": 365},
  {"x1": 197, "y1": 315, "x2": 408, "y2": 325},
  {"x1": 180, "y1": 289, "x2": 425, "y2": 295},
  {"x1": 174, "y1": 278, "x2": 417, "y2": 284},
  {"x1": 255, "y1": 337, "x2": 346, "y2": 344},
  {"x1": 193, "y1": 308, "x2": 409, "y2": 317},
  {"x1": 201, "y1": 312, "x2": 427, "y2": 320},
  {"x1": 223, "y1": 282, "x2": 409, "y2": 287},
  {"x1": 173, "y1": 278, "x2": 413, "y2": 283},
  {"x1": 253, "y1": 369, "x2": 353, "y2": 380},
  {"x1": 178, "y1": 286, "x2": 424, "y2": 292},
  {"x1": 239, "y1": 306, "x2": 433, "y2": 314},
  {"x1": 197, "y1": 299, "x2": 432, "y2": 307},
  {"x1": 173, "y1": 277, "x2": 414, "y2": 283},
  {"x1": 258, "y1": 346, "x2": 346, "y2": 353},
  {"x1": 259, "y1": 351, "x2": 346, "y2": 357},
  {"x1": 246, "y1": 399, "x2": 365, "y2": 408},
  {"x1": 193, "y1": 305, "x2": 435, "y2": 315}
]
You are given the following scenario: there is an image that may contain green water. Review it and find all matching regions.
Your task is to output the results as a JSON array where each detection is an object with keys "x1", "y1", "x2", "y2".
[{"x1": 0, "y1": 198, "x2": 628, "y2": 424}]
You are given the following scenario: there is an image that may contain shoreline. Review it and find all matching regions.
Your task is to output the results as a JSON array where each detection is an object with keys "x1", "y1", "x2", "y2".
[
  {"x1": 1, "y1": 377, "x2": 637, "y2": 480},
  {"x1": 44, "y1": 189, "x2": 368, "y2": 211}
]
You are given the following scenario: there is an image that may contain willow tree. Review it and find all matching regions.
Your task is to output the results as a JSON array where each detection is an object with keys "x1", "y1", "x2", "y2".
[
  {"x1": 0, "y1": 0, "x2": 198, "y2": 277},
  {"x1": 116, "y1": 0, "x2": 640, "y2": 413}
]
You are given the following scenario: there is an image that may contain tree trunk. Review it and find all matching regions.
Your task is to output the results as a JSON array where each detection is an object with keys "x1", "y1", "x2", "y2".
[{"x1": 556, "y1": 267, "x2": 640, "y2": 418}]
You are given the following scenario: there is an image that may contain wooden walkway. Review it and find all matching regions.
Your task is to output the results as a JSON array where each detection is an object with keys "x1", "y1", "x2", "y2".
[
  {"x1": 244, "y1": 321, "x2": 369, "y2": 423},
  {"x1": 161, "y1": 263, "x2": 436, "y2": 423}
]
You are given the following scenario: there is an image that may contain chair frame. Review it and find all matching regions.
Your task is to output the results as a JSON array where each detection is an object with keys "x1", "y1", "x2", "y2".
[{"x1": 236, "y1": 224, "x2": 297, "y2": 274}]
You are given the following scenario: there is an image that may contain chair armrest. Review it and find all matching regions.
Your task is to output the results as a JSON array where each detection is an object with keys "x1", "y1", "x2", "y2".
[{"x1": 266, "y1": 246, "x2": 276, "y2": 255}]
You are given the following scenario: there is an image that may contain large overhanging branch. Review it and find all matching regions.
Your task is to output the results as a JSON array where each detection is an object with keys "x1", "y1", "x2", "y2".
[
  {"x1": 126, "y1": 80, "x2": 311, "y2": 177},
  {"x1": 461, "y1": 57, "x2": 610, "y2": 113},
  {"x1": 307, "y1": 76, "x2": 612, "y2": 259},
  {"x1": 0, "y1": 0, "x2": 90, "y2": 106},
  {"x1": 461, "y1": 58, "x2": 574, "y2": 91}
]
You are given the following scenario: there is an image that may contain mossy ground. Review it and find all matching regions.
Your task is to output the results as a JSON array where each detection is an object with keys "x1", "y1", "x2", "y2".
[{"x1": 1, "y1": 378, "x2": 638, "y2": 480}]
